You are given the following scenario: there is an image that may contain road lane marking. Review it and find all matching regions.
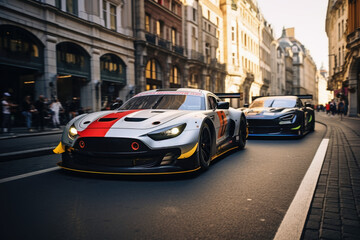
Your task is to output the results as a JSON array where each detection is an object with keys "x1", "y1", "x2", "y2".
[
  {"x1": 274, "y1": 138, "x2": 329, "y2": 240},
  {"x1": 0, "y1": 167, "x2": 59, "y2": 184}
]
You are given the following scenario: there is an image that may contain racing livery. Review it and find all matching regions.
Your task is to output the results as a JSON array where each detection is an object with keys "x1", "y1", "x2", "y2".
[
  {"x1": 54, "y1": 89, "x2": 247, "y2": 175},
  {"x1": 243, "y1": 95, "x2": 315, "y2": 137}
]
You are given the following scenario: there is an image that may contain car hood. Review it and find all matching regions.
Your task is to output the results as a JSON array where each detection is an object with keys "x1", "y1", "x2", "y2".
[
  {"x1": 244, "y1": 107, "x2": 296, "y2": 117},
  {"x1": 77, "y1": 109, "x2": 188, "y2": 130}
]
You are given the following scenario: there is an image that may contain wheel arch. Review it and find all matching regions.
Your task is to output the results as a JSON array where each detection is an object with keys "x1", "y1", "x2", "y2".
[{"x1": 203, "y1": 117, "x2": 217, "y2": 156}]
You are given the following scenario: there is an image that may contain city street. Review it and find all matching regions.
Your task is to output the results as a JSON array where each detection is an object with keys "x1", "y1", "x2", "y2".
[{"x1": 0, "y1": 121, "x2": 327, "y2": 239}]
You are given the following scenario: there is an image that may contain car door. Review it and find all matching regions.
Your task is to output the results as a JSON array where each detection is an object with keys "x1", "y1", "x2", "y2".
[{"x1": 207, "y1": 95, "x2": 229, "y2": 144}]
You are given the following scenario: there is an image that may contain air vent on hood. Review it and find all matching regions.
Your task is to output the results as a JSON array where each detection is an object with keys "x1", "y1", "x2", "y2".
[
  {"x1": 98, "y1": 118, "x2": 118, "y2": 122},
  {"x1": 124, "y1": 117, "x2": 147, "y2": 122},
  {"x1": 151, "y1": 111, "x2": 165, "y2": 113}
]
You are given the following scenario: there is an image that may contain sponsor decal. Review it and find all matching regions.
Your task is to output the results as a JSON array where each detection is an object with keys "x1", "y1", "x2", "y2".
[{"x1": 217, "y1": 111, "x2": 228, "y2": 138}]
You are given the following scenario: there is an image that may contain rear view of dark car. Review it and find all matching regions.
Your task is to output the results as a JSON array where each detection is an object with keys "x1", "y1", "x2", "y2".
[{"x1": 243, "y1": 96, "x2": 315, "y2": 137}]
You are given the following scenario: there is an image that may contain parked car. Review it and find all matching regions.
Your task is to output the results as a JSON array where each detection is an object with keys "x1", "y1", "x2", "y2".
[
  {"x1": 243, "y1": 95, "x2": 315, "y2": 137},
  {"x1": 54, "y1": 88, "x2": 248, "y2": 175}
]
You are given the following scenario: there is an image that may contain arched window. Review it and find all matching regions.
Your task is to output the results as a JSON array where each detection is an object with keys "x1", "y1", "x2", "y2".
[
  {"x1": 0, "y1": 25, "x2": 44, "y2": 71},
  {"x1": 170, "y1": 66, "x2": 181, "y2": 88},
  {"x1": 100, "y1": 53, "x2": 126, "y2": 85},
  {"x1": 146, "y1": 59, "x2": 162, "y2": 90}
]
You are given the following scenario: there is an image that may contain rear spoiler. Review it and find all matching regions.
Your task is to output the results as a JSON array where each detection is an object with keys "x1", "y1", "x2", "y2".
[
  {"x1": 215, "y1": 93, "x2": 242, "y2": 98},
  {"x1": 296, "y1": 95, "x2": 313, "y2": 99},
  {"x1": 252, "y1": 94, "x2": 313, "y2": 101}
]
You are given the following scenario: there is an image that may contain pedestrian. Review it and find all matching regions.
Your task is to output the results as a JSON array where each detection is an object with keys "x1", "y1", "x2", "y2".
[
  {"x1": 22, "y1": 95, "x2": 36, "y2": 132},
  {"x1": 2, "y1": 92, "x2": 17, "y2": 133},
  {"x1": 330, "y1": 99, "x2": 336, "y2": 116},
  {"x1": 34, "y1": 95, "x2": 46, "y2": 131},
  {"x1": 69, "y1": 97, "x2": 79, "y2": 119},
  {"x1": 338, "y1": 99, "x2": 345, "y2": 120},
  {"x1": 50, "y1": 98, "x2": 63, "y2": 128},
  {"x1": 325, "y1": 102, "x2": 330, "y2": 115}
]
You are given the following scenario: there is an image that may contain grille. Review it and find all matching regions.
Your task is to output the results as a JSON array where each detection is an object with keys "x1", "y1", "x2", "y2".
[
  {"x1": 74, "y1": 137, "x2": 150, "y2": 152},
  {"x1": 247, "y1": 119, "x2": 278, "y2": 127}
]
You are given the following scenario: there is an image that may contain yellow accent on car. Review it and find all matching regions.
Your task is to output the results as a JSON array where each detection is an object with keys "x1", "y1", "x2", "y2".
[
  {"x1": 178, "y1": 143, "x2": 198, "y2": 159},
  {"x1": 308, "y1": 115, "x2": 313, "y2": 123},
  {"x1": 53, "y1": 142, "x2": 65, "y2": 154},
  {"x1": 291, "y1": 125, "x2": 301, "y2": 130}
]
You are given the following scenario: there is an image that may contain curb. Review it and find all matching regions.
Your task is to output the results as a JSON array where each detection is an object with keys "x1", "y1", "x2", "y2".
[
  {"x1": 0, "y1": 130, "x2": 62, "y2": 141},
  {"x1": 0, "y1": 147, "x2": 55, "y2": 161}
]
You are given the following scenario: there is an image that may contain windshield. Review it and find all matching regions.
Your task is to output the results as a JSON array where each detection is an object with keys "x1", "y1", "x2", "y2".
[
  {"x1": 119, "y1": 94, "x2": 205, "y2": 110},
  {"x1": 250, "y1": 98, "x2": 296, "y2": 108}
]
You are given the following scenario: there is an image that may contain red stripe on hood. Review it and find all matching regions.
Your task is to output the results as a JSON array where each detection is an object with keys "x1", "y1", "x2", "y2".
[{"x1": 78, "y1": 110, "x2": 140, "y2": 137}]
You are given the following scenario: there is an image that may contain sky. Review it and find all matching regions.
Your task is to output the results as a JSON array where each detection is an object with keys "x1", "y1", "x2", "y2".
[{"x1": 257, "y1": 0, "x2": 329, "y2": 71}]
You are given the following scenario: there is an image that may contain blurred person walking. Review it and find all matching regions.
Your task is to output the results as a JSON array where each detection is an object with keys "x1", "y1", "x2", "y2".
[
  {"x1": 50, "y1": 98, "x2": 63, "y2": 128},
  {"x1": 2, "y1": 92, "x2": 17, "y2": 133},
  {"x1": 22, "y1": 95, "x2": 36, "y2": 131},
  {"x1": 338, "y1": 99, "x2": 345, "y2": 121}
]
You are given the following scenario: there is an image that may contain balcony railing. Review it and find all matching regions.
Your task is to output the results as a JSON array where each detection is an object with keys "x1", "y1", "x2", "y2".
[
  {"x1": 347, "y1": 28, "x2": 360, "y2": 47},
  {"x1": 145, "y1": 33, "x2": 184, "y2": 56},
  {"x1": 189, "y1": 50, "x2": 204, "y2": 62}
]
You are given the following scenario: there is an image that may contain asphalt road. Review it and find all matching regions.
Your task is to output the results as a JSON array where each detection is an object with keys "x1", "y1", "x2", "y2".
[{"x1": 0, "y1": 124, "x2": 326, "y2": 240}]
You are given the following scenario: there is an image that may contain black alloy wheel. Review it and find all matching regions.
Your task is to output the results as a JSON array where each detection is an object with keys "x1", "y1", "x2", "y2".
[
  {"x1": 309, "y1": 113, "x2": 315, "y2": 132},
  {"x1": 198, "y1": 123, "x2": 212, "y2": 170},
  {"x1": 238, "y1": 115, "x2": 247, "y2": 150}
]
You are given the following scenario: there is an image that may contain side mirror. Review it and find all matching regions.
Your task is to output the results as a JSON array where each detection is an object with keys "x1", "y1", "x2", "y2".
[
  {"x1": 243, "y1": 103, "x2": 249, "y2": 108},
  {"x1": 217, "y1": 101, "x2": 229, "y2": 109},
  {"x1": 305, "y1": 102, "x2": 312, "y2": 108},
  {"x1": 111, "y1": 102, "x2": 121, "y2": 110}
]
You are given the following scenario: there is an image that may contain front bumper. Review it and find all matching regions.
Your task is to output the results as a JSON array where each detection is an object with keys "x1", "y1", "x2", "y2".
[
  {"x1": 57, "y1": 137, "x2": 200, "y2": 175},
  {"x1": 247, "y1": 118, "x2": 302, "y2": 137}
]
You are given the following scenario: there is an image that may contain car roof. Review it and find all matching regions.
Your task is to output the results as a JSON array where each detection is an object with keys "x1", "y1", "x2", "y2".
[{"x1": 135, "y1": 88, "x2": 210, "y2": 97}]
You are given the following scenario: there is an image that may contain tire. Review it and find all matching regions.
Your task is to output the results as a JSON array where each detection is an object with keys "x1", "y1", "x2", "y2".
[
  {"x1": 238, "y1": 115, "x2": 247, "y2": 150},
  {"x1": 309, "y1": 114, "x2": 315, "y2": 132},
  {"x1": 198, "y1": 123, "x2": 212, "y2": 170}
]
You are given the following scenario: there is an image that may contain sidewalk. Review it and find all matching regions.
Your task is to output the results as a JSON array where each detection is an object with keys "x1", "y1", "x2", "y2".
[
  {"x1": 0, "y1": 127, "x2": 63, "y2": 160},
  {"x1": 302, "y1": 112, "x2": 360, "y2": 239},
  {"x1": 0, "y1": 127, "x2": 63, "y2": 140}
]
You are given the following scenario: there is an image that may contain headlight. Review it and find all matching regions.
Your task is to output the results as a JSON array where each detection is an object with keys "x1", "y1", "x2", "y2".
[
  {"x1": 148, "y1": 123, "x2": 186, "y2": 141},
  {"x1": 279, "y1": 114, "x2": 296, "y2": 125},
  {"x1": 68, "y1": 125, "x2": 78, "y2": 140}
]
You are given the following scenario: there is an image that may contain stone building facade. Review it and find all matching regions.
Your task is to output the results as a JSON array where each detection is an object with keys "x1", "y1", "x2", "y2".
[
  {"x1": 0, "y1": 0, "x2": 135, "y2": 112},
  {"x1": 326, "y1": 0, "x2": 360, "y2": 116}
]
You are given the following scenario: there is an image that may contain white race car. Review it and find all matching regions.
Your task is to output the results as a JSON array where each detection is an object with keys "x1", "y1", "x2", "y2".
[{"x1": 54, "y1": 88, "x2": 248, "y2": 175}]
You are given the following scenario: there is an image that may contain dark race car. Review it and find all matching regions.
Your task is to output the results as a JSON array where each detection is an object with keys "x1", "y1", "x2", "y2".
[{"x1": 243, "y1": 95, "x2": 315, "y2": 137}]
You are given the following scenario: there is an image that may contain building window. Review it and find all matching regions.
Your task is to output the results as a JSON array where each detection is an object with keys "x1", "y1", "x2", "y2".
[
  {"x1": 66, "y1": 0, "x2": 78, "y2": 15},
  {"x1": 216, "y1": 17, "x2": 219, "y2": 27},
  {"x1": 171, "y1": 28, "x2": 176, "y2": 46},
  {"x1": 205, "y1": 43, "x2": 210, "y2": 63},
  {"x1": 103, "y1": 1, "x2": 117, "y2": 31},
  {"x1": 170, "y1": 66, "x2": 180, "y2": 85},
  {"x1": 55, "y1": 0, "x2": 61, "y2": 9},
  {"x1": 156, "y1": 20, "x2": 164, "y2": 38},
  {"x1": 193, "y1": 7, "x2": 197, "y2": 22},
  {"x1": 103, "y1": 1, "x2": 108, "y2": 28},
  {"x1": 232, "y1": 53, "x2": 235, "y2": 65},
  {"x1": 110, "y1": 4, "x2": 117, "y2": 31},
  {"x1": 192, "y1": 27, "x2": 197, "y2": 50},
  {"x1": 145, "y1": 14, "x2": 151, "y2": 32},
  {"x1": 208, "y1": 10, "x2": 210, "y2": 20},
  {"x1": 231, "y1": 27, "x2": 235, "y2": 42},
  {"x1": 146, "y1": 59, "x2": 162, "y2": 90}
]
